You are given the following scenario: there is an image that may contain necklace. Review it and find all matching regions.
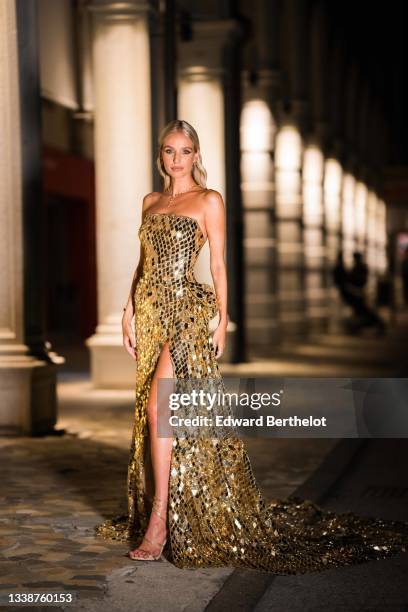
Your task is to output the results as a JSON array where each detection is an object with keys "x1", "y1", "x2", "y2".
[{"x1": 166, "y1": 183, "x2": 199, "y2": 207}]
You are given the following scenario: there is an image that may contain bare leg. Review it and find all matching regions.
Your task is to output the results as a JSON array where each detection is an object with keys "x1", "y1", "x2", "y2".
[{"x1": 129, "y1": 342, "x2": 174, "y2": 559}]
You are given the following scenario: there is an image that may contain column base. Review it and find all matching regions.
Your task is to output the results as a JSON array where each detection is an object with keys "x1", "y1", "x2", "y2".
[
  {"x1": 0, "y1": 354, "x2": 58, "y2": 436},
  {"x1": 86, "y1": 331, "x2": 137, "y2": 389}
]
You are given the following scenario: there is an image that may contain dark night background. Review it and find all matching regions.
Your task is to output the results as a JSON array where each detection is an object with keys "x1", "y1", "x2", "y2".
[{"x1": 326, "y1": 1, "x2": 408, "y2": 165}]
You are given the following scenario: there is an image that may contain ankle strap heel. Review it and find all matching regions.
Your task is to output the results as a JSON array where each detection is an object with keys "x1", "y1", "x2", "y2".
[{"x1": 152, "y1": 497, "x2": 168, "y2": 523}]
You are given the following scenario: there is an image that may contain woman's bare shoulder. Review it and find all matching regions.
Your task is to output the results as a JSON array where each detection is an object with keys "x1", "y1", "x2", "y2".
[
  {"x1": 202, "y1": 189, "x2": 225, "y2": 216},
  {"x1": 142, "y1": 191, "x2": 161, "y2": 213},
  {"x1": 203, "y1": 188, "x2": 223, "y2": 200}
]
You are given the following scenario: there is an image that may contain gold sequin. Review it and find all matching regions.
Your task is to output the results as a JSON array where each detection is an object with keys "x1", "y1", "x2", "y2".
[{"x1": 95, "y1": 213, "x2": 408, "y2": 573}]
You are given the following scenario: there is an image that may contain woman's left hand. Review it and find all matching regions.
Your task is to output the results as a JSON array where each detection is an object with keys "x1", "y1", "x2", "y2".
[{"x1": 212, "y1": 322, "x2": 227, "y2": 359}]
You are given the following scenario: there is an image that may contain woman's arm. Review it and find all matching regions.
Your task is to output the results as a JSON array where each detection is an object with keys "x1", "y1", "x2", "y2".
[
  {"x1": 203, "y1": 190, "x2": 229, "y2": 358},
  {"x1": 122, "y1": 194, "x2": 154, "y2": 359},
  {"x1": 122, "y1": 246, "x2": 145, "y2": 323},
  {"x1": 122, "y1": 193, "x2": 155, "y2": 322}
]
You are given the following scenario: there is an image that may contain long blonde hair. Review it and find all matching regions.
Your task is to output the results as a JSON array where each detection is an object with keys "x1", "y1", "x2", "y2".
[{"x1": 156, "y1": 119, "x2": 207, "y2": 192}]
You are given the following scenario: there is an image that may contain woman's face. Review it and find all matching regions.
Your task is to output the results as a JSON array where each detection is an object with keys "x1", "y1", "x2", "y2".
[{"x1": 161, "y1": 131, "x2": 198, "y2": 181}]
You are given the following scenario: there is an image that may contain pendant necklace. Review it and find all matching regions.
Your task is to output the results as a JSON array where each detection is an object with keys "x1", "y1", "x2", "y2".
[{"x1": 166, "y1": 183, "x2": 199, "y2": 207}]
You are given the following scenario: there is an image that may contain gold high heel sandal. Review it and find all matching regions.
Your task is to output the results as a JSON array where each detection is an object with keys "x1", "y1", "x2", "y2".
[{"x1": 128, "y1": 497, "x2": 168, "y2": 561}]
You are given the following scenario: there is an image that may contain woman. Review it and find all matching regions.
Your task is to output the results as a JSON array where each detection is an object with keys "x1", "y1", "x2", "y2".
[{"x1": 96, "y1": 119, "x2": 408, "y2": 572}]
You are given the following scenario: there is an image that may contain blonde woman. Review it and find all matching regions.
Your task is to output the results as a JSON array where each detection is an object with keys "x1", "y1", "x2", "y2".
[{"x1": 96, "y1": 120, "x2": 408, "y2": 572}]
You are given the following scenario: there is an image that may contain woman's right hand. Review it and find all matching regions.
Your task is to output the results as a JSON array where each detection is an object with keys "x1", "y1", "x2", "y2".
[{"x1": 122, "y1": 313, "x2": 137, "y2": 360}]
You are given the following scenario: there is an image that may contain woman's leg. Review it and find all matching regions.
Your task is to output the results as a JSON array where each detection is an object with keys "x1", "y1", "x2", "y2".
[{"x1": 130, "y1": 341, "x2": 174, "y2": 558}]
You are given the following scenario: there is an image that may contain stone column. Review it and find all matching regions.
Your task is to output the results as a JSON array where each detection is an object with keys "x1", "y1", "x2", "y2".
[
  {"x1": 273, "y1": 0, "x2": 309, "y2": 341},
  {"x1": 366, "y1": 191, "x2": 387, "y2": 311},
  {"x1": 86, "y1": 0, "x2": 153, "y2": 388},
  {"x1": 302, "y1": 142, "x2": 326, "y2": 333},
  {"x1": 366, "y1": 185, "x2": 379, "y2": 300},
  {"x1": 324, "y1": 158, "x2": 343, "y2": 263},
  {"x1": 0, "y1": 0, "x2": 60, "y2": 435},
  {"x1": 341, "y1": 168, "x2": 357, "y2": 267},
  {"x1": 325, "y1": 38, "x2": 347, "y2": 332},
  {"x1": 274, "y1": 122, "x2": 306, "y2": 339},
  {"x1": 376, "y1": 198, "x2": 387, "y2": 275},
  {"x1": 324, "y1": 156, "x2": 344, "y2": 332},
  {"x1": 240, "y1": 70, "x2": 279, "y2": 350},
  {"x1": 341, "y1": 63, "x2": 359, "y2": 267},
  {"x1": 354, "y1": 175, "x2": 368, "y2": 254},
  {"x1": 366, "y1": 188, "x2": 378, "y2": 271},
  {"x1": 177, "y1": 19, "x2": 240, "y2": 360},
  {"x1": 303, "y1": 3, "x2": 330, "y2": 334},
  {"x1": 239, "y1": 0, "x2": 282, "y2": 353}
]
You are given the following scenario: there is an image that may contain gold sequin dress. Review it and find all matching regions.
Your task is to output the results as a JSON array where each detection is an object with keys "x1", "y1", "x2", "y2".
[{"x1": 95, "y1": 212, "x2": 408, "y2": 573}]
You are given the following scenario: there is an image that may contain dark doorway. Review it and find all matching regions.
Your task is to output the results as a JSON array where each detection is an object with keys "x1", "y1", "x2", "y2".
[{"x1": 45, "y1": 194, "x2": 96, "y2": 342}]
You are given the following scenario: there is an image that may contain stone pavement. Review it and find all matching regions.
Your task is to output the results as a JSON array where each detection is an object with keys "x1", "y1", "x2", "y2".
[
  {"x1": 1, "y1": 312, "x2": 408, "y2": 611},
  {"x1": 0, "y1": 385, "x2": 336, "y2": 610},
  {"x1": 253, "y1": 438, "x2": 408, "y2": 612}
]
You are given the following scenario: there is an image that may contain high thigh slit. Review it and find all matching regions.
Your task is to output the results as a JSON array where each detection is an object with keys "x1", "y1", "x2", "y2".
[
  {"x1": 145, "y1": 340, "x2": 175, "y2": 491},
  {"x1": 95, "y1": 212, "x2": 408, "y2": 573},
  {"x1": 145, "y1": 340, "x2": 175, "y2": 432}
]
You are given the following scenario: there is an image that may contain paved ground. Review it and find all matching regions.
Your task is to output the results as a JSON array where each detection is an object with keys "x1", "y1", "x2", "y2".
[
  {"x1": 253, "y1": 439, "x2": 408, "y2": 612},
  {"x1": 1, "y1": 311, "x2": 408, "y2": 611},
  {"x1": 0, "y1": 386, "x2": 336, "y2": 609}
]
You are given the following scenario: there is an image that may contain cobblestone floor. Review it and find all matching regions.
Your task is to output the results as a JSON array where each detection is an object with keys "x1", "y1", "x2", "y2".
[
  {"x1": 0, "y1": 381, "x2": 336, "y2": 605},
  {"x1": 1, "y1": 312, "x2": 407, "y2": 609}
]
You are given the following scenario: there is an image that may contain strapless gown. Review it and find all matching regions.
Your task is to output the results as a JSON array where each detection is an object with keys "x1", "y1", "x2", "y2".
[{"x1": 95, "y1": 212, "x2": 408, "y2": 573}]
